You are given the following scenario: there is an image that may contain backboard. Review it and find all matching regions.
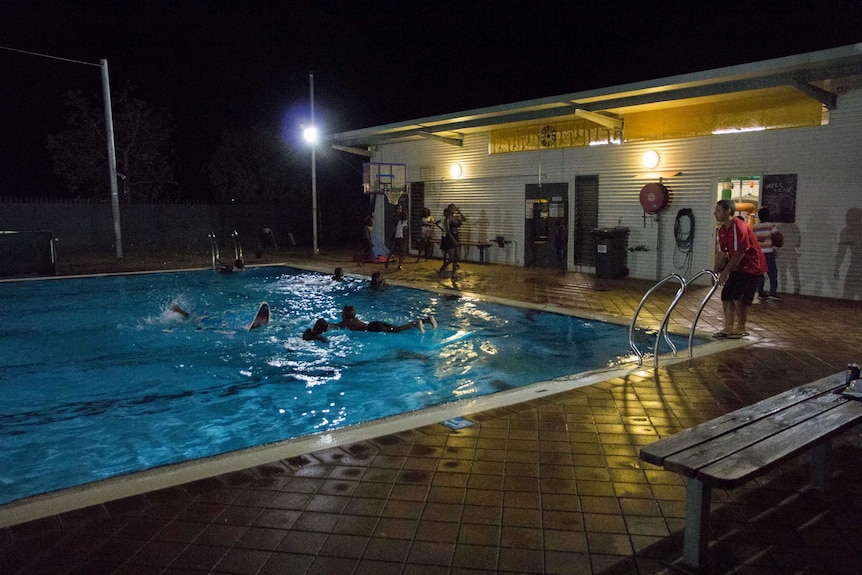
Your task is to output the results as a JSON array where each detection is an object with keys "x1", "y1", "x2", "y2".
[{"x1": 363, "y1": 162, "x2": 407, "y2": 196}]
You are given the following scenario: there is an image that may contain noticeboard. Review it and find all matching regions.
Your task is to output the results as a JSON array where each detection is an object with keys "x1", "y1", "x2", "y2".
[{"x1": 761, "y1": 174, "x2": 797, "y2": 223}]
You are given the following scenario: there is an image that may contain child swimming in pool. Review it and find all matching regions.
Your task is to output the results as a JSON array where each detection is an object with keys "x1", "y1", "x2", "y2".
[
  {"x1": 333, "y1": 305, "x2": 436, "y2": 333},
  {"x1": 369, "y1": 271, "x2": 387, "y2": 291},
  {"x1": 170, "y1": 302, "x2": 270, "y2": 331},
  {"x1": 302, "y1": 318, "x2": 330, "y2": 342}
]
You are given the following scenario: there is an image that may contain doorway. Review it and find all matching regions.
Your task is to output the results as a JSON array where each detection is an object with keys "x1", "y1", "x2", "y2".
[
  {"x1": 573, "y1": 175, "x2": 599, "y2": 268},
  {"x1": 524, "y1": 183, "x2": 568, "y2": 269}
]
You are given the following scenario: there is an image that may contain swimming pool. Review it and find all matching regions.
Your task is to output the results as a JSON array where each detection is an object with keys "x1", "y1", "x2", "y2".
[{"x1": 0, "y1": 266, "x2": 697, "y2": 508}]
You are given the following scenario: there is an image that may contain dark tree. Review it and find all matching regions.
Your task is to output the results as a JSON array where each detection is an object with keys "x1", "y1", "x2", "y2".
[
  {"x1": 46, "y1": 87, "x2": 177, "y2": 201},
  {"x1": 203, "y1": 126, "x2": 306, "y2": 204}
]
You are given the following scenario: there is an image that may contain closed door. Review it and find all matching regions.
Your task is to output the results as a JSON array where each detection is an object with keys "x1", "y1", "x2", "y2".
[{"x1": 573, "y1": 175, "x2": 599, "y2": 267}]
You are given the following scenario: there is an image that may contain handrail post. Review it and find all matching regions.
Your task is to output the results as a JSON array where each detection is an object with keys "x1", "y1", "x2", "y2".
[
  {"x1": 629, "y1": 274, "x2": 685, "y2": 365},
  {"x1": 653, "y1": 275, "x2": 686, "y2": 368},
  {"x1": 630, "y1": 270, "x2": 720, "y2": 368},
  {"x1": 209, "y1": 232, "x2": 220, "y2": 270},
  {"x1": 687, "y1": 270, "x2": 719, "y2": 358}
]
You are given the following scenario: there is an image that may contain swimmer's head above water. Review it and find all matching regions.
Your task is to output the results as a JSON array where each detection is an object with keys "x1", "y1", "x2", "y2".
[{"x1": 302, "y1": 318, "x2": 329, "y2": 342}]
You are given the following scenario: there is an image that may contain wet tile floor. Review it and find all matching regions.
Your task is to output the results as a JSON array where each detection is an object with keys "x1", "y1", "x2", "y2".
[{"x1": 3, "y1": 251, "x2": 862, "y2": 574}]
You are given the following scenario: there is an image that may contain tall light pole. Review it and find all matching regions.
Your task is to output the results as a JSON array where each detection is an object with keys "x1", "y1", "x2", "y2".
[
  {"x1": 0, "y1": 46, "x2": 123, "y2": 258},
  {"x1": 101, "y1": 59, "x2": 123, "y2": 258},
  {"x1": 303, "y1": 73, "x2": 320, "y2": 256}
]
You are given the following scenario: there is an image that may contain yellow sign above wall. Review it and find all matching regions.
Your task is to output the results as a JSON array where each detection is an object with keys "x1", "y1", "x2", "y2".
[{"x1": 490, "y1": 119, "x2": 616, "y2": 154}]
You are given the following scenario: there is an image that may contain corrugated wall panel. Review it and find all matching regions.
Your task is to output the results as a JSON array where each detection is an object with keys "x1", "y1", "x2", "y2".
[
  {"x1": 373, "y1": 87, "x2": 862, "y2": 299},
  {"x1": 374, "y1": 138, "x2": 565, "y2": 266}
]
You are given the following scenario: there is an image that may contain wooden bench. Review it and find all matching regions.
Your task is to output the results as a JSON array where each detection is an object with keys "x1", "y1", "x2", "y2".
[{"x1": 639, "y1": 372, "x2": 862, "y2": 569}]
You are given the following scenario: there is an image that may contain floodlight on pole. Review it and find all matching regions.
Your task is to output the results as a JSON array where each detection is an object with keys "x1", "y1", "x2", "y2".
[{"x1": 303, "y1": 126, "x2": 318, "y2": 144}]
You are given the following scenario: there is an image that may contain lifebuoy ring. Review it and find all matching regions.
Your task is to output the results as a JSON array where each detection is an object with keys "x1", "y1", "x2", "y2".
[{"x1": 639, "y1": 183, "x2": 669, "y2": 214}]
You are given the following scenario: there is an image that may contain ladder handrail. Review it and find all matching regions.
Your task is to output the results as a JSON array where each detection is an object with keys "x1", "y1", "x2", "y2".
[
  {"x1": 686, "y1": 269, "x2": 719, "y2": 358},
  {"x1": 208, "y1": 232, "x2": 220, "y2": 270},
  {"x1": 629, "y1": 270, "x2": 719, "y2": 367},
  {"x1": 629, "y1": 274, "x2": 685, "y2": 365},
  {"x1": 654, "y1": 278, "x2": 688, "y2": 365},
  {"x1": 231, "y1": 230, "x2": 244, "y2": 267}
]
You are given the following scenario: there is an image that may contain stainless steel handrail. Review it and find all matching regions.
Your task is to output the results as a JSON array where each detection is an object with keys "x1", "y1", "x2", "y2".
[
  {"x1": 629, "y1": 274, "x2": 685, "y2": 366},
  {"x1": 208, "y1": 232, "x2": 220, "y2": 270},
  {"x1": 686, "y1": 269, "x2": 719, "y2": 358},
  {"x1": 231, "y1": 230, "x2": 244, "y2": 267},
  {"x1": 654, "y1": 277, "x2": 688, "y2": 364},
  {"x1": 629, "y1": 270, "x2": 719, "y2": 368}
]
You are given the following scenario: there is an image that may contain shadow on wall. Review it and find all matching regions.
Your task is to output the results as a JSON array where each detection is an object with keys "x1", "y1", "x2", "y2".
[
  {"x1": 834, "y1": 207, "x2": 862, "y2": 301},
  {"x1": 801, "y1": 207, "x2": 837, "y2": 298},
  {"x1": 778, "y1": 222, "x2": 801, "y2": 295}
]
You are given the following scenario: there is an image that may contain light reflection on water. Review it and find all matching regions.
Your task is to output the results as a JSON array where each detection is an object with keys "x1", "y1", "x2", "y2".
[{"x1": 0, "y1": 266, "x2": 693, "y2": 504}]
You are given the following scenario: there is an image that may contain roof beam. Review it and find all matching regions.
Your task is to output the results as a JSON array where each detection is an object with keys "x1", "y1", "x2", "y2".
[
  {"x1": 577, "y1": 65, "x2": 862, "y2": 112},
  {"x1": 573, "y1": 109, "x2": 622, "y2": 130},
  {"x1": 791, "y1": 80, "x2": 837, "y2": 110},
  {"x1": 331, "y1": 144, "x2": 373, "y2": 157},
  {"x1": 416, "y1": 130, "x2": 463, "y2": 146}
]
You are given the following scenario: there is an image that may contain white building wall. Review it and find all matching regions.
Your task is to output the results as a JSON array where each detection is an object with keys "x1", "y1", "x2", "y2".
[{"x1": 373, "y1": 85, "x2": 862, "y2": 300}]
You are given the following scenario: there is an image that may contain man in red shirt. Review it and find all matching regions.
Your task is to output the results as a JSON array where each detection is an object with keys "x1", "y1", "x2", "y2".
[{"x1": 713, "y1": 199, "x2": 767, "y2": 339}]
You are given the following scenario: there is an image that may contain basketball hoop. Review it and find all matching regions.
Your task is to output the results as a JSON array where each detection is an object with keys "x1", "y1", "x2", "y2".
[
  {"x1": 363, "y1": 163, "x2": 407, "y2": 204},
  {"x1": 384, "y1": 189, "x2": 403, "y2": 205}
]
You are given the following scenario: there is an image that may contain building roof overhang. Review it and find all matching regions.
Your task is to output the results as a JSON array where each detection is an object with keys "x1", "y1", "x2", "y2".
[{"x1": 331, "y1": 43, "x2": 862, "y2": 149}]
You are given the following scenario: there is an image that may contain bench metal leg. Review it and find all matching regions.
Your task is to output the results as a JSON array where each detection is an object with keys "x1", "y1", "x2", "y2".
[
  {"x1": 683, "y1": 478, "x2": 711, "y2": 569},
  {"x1": 810, "y1": 440, "x2": 832, "y2": 491}
]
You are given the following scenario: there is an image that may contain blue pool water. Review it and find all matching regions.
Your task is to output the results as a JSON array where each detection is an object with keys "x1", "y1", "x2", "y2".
[{"x1": 0, "y1": 266, "x2": 691, "y2": 505}]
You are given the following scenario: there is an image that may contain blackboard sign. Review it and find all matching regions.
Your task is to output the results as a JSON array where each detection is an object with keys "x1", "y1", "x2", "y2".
[{"x1": 761, "y1": 174, "x2": 797, "y2": 223}]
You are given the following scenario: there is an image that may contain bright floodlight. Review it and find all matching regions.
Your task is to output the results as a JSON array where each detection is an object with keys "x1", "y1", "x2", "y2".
[{"x1": 303, "y1": 125, "x2": 318, "y2": 144}]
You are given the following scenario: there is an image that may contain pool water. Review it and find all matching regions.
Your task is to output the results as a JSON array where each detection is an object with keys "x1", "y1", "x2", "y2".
[{"x1": 0, "y1": 267, "x2": 689, "y2": 505}]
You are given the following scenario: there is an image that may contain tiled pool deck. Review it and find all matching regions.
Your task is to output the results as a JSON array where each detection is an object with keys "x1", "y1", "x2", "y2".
[{"x1": 3, "y1": 251, "x2": 862, "y2": 574}]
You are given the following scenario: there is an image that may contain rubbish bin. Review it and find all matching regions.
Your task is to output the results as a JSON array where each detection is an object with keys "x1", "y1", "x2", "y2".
[{"x1": 591, "y1": 227, "x2": 629, "y2": 279}]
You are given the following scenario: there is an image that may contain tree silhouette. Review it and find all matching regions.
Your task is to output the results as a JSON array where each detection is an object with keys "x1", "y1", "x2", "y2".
[
  {"x1": 46, "y1": 86, "x2": 177, "y2": 201},
  {"x1": 203, "y1": 125, "x2": 306, "y2": 204}
]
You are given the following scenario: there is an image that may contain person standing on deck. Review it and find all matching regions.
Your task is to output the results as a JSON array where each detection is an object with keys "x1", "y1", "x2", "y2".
[
  {"x1": 753, "y1": 207, "x2": 781, "y2": 300},
  {"x1": 713, "y1": 199, "x2": 767, "y2": 339}
]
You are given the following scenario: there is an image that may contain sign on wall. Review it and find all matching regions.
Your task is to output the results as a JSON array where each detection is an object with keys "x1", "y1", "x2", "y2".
[{"x1": 761, "y1": 174, "x2": 797, "y2": 223}]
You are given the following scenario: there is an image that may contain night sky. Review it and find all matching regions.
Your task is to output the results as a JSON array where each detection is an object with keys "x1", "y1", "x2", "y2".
[{"x1": 3, "y1": 0, "x2": 862, "y2": 200}]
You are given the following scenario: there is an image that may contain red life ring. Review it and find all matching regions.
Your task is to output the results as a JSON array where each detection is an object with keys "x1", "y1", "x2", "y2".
[{"x1": 639, "y1": 183, "x2": 669, "y2": 214}]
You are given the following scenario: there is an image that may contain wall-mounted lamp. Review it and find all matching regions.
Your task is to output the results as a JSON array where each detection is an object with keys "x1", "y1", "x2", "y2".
[
  {"x1": 642, "y1": 150, "x2": 660, "y2": 169},
  {"x1": 449, "y1": 163, "x2": 463, "y2": 179}
]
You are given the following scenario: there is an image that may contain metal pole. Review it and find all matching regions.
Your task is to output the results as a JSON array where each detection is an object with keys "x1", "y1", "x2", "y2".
[
  {"x1": 101, "y1": 59, "x2": 123, "y2": 259},
  {"x1": 310, "y1": 73, "x2": 319, "y2": 256}
]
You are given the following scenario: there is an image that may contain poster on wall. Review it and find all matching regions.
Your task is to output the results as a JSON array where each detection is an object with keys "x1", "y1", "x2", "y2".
[{"x1": 761, "y1": 174, "x2": 797, "y2": 223}]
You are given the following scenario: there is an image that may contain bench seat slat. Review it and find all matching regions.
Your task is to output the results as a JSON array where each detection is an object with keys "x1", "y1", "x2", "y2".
[
  {"x1": 662, "y1": 392, "x2": 848, "y2": 477},
  {"x1": 639, "y1": 374, "x2": 845, "y2": 467},
  {"x1": 698, "y1": 400, "x2": 862, "y2": 489}
]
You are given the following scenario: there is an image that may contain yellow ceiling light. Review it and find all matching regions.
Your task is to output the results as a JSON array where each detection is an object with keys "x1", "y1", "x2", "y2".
[
  {"x1": 450, "y1": 163, "x2": 463, "y2": 179},
  {"x1": 642, "y1": 150, "x2": 660, "y2": 169}
]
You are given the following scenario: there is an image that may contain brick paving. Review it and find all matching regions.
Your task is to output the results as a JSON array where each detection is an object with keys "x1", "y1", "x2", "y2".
[{"x1": 2, "y1": 250, "x2": 862, "y2": 574}]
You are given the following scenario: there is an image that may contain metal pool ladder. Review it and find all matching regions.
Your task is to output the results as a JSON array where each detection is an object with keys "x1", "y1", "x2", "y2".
[
  {"x1": 208, "y1": 232, "x2": 220, "y2": 270},
  {"x1": 231, "y1": 230, "x2": 244, "y2": 268},
  {"x1": 629, "y1": 269, "x2": 719, "y2": 368}
]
